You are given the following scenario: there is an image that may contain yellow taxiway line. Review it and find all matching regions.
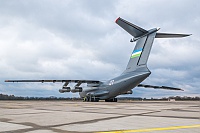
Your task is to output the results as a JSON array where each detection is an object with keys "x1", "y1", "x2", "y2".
[{"x1": 96, "y1": 124, "x2": 200, "y2": 133}]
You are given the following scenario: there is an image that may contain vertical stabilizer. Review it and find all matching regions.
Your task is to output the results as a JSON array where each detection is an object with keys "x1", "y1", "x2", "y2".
[
  {"x1": 124, "y1": 31, "x2": 156, "y2": 73},
  {"x1": 116, "y1": 18, "x2": 157, "y2": 73},
  {"x1": 116, "y1": 17, "x2": 191, "y2": 74}
]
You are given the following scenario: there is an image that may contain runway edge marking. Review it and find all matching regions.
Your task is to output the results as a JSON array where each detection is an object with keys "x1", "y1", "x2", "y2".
[{"x1": 96, "y1": 124, "x2": 200, "y2": 133}]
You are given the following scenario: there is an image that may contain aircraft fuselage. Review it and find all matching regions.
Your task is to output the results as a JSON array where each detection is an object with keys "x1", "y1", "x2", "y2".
[
  {"x1": 5, "y1": 17, "x2": 189, "y2": 102},
  {"x1": 79, "y1": 67, "x2": 151, "y2": 100}
]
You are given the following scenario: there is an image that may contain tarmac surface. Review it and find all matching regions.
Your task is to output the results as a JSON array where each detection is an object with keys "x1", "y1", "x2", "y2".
[{"x1": 0, "y1": 100, "x2": 199, "y2": 133}]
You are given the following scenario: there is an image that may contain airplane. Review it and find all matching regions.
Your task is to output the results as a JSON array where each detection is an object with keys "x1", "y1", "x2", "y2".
[{"x1": 5, "y1": 17, "x2": 191, "y2": 102}]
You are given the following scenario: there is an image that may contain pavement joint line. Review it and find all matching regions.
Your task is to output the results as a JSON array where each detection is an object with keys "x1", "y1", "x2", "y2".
[
  {"x1": 96, "y1": 124, "x2": 200, "y2": 133},
  {"x1": 140, "y1": 114, "x2": 199, "y2": 119}
]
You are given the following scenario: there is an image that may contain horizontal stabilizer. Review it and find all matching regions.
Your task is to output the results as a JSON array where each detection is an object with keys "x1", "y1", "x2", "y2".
[
  {"x1": 156, "y1": 33, "x2": 191, "y2": 38},
  {"x1": 138, "y1": 84, "x2": 184, "y2": 91},
  {"x1": 115, "y1": 17, "x2": 148, "y2": 38}
]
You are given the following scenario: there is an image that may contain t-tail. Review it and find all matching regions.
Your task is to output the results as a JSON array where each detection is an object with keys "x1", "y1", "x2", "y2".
[{"x1": 115, "y1": 17, "x2": 191, "y2": 74}]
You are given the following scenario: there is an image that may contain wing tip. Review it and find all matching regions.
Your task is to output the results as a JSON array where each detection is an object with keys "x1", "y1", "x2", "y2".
[
  {"x1": 115, "y1": 17, "x2": 120, "y2": 23},
  {"x1": 181, "y1": 34, "x2": 192, "y2": 37}
]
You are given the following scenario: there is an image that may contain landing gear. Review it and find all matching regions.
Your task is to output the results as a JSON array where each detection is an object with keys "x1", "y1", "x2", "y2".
[
  {"x1": 105, "y1": 98, "x2": 117, "y2": 102},
  {"x1": 83, "y1": 96, "x2": 99, "y2": 102}
]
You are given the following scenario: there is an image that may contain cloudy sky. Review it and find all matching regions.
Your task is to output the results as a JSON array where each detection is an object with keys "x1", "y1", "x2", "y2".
[{"x1": 0, "y1": 0, "x2": 199, "y2": 98}]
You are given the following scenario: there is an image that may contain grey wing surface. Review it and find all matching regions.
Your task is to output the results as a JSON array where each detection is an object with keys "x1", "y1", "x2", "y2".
[
  {"x1": 137, "y1": 84, "x2": 183, "y2": 91},
  {"x1": 5, "y1": 80, "x2": 101, "y2": 84}
]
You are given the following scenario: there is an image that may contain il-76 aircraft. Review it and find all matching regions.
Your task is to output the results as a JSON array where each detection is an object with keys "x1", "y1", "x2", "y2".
[{"x1": 5, "y1": 17, "x2": 191, "y2": 102}]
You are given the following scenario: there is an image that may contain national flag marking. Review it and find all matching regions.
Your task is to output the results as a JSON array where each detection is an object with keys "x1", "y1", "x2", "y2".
[{"x1": 131, "y1": 48, "x2": 143, "y2": 58}]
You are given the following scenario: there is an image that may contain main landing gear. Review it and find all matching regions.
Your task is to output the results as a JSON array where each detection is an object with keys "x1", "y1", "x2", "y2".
[
  {"x1": 83, "y1": 96, "x2": 118, "y2": 102},
  {"x1": 83, "y1": 96, "x2": 99, "y2": 102},
  {"x1": 105, "y1": 98, "x2": 117, "y2": 102}
]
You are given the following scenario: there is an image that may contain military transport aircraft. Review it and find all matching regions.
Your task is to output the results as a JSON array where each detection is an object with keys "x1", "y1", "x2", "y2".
[{"x1": 5, "y1": 17, "x2": 191, "y2": 102}]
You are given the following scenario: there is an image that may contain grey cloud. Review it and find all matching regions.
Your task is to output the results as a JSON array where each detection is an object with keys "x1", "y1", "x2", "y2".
[{"x1": 0, "y1": 0, "x2": 199, "y2": 97}]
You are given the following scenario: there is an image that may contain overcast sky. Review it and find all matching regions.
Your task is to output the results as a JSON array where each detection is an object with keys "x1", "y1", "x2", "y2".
[{"x1": 0, "y1": 0, "x2": 199, "y2": 98}]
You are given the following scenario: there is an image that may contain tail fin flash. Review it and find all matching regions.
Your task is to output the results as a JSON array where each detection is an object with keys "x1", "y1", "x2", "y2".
[{"x1": 116, "y1": 17, "x2": 191, "y2": 74}]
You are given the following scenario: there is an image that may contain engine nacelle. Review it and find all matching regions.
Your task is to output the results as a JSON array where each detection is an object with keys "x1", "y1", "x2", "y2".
[
  {"x1": 71, "y1": 87, "x2": 83, "y2": 93},
  {"x1": 59, "y1": 86, "x2": 71, "y2": 93},
  {"x1": 87, "y1": 83, "x2": 99, "y2": 87},
  {"x1": 121, "y1": 90, "x2": 133, "y2": 95}
]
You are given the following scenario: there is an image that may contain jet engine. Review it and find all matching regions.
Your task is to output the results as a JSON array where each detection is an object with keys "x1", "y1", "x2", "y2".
[
  {"x1": 59, "y1": 86, "x2": 71, "y2": 93},
  {"x1": 121, "y1": 90, "x2": 133, "y2": 95},
  {"x1": 71, "y1": 87, "x2": 83, "y2": 93}
]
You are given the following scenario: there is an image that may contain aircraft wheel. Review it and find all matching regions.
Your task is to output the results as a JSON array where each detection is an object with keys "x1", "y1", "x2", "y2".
[
  {"x1": 83, "y1": 97, "x2": 99, "y2": 102},
  {"x1": 105, "y1": 99, "x2": 110, "y2": 102},
  {"x1": 113, "y1": 98, "x2": 118, "y2": 102},
  {"x1": 94, "y1": 98, "x2": 99, "y2": 102},
  {"x1": 105, "y1": 98, "x2": 117, "y2": 102},
  {"x1": 91, "y1": 97, "x2": 99, "y2": 102}
]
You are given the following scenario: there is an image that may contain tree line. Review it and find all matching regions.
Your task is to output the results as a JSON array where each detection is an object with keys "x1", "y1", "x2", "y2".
[
  {"x1": 0, "y1": 94, "x2": 81, "y2": 100},
  {"x1": 0, "y1": 93, "x2": 199, "y2": 101}
]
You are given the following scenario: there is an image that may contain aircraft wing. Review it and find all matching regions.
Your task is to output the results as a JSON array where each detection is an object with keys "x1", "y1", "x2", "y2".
[
  {"x1": 5, "y1": 80, "x2": 101, "y2": 84},
  {"x1": 137, "y1": 84, "x2": 184, "y2": 91}
]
